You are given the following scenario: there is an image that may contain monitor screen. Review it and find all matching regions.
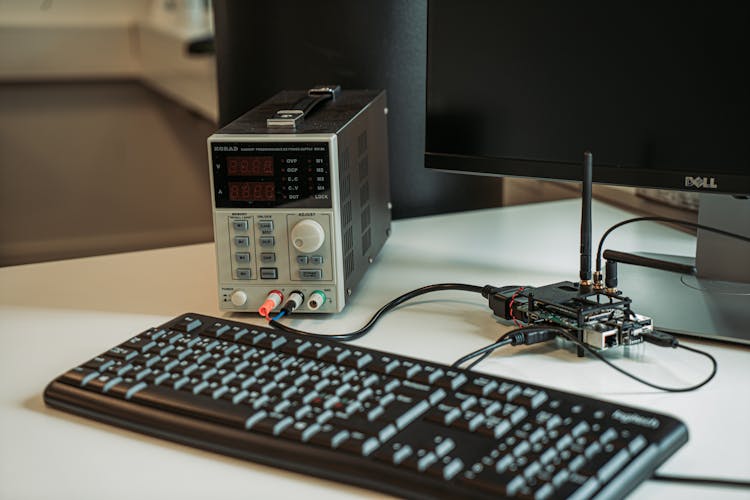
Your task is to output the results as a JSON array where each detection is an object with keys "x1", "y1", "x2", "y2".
[{"x1": 426, "y1": 1, "x2": 750, "y2": 195}]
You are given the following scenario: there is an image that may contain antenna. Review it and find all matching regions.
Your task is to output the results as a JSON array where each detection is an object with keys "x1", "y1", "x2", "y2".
[
  {"x1": 486, "y1": 149, "x2": 656, "y2": 356},
  {"x1": 580, "y1": 151, "x2": 593, "y2": 287}
]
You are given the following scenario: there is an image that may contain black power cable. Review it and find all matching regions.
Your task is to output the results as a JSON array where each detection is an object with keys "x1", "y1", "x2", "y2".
[
  {"x1": 453, "y1": 326, "x2": 717, "y2": 393},
  {"x1": 595, "y1": 216, "x2": 750, "y2": 276},
  {"x1": 554, "y1": 329, "x2": 717, "y2": 392},
  {"x1": 451, "y1": 326, "x2": 561, "y2": 369},
  {"x1": 268, "y1": 283, "x2": 490, "y2": 341},
  {"x1": 651, "y1": 473, "x2": 750, "y2": 489}
]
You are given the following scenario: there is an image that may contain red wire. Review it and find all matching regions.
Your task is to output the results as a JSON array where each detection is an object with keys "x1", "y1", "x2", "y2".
[{"x1": 509, "y1": 287, "x2": 525, "y2": 328}]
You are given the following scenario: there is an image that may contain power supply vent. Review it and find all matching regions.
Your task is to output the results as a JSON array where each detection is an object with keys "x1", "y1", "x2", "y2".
[
  {"x1": 341, "y1": 147, "x2": 351, "y2": 174},
  {"x1": 361, "y1": 201, "x2": 372, "y2": 254},
  {"x1": 341, "y1": 176, "x2": 351, "y2": 200},
  {"x1": 357, "y1": 131, "x2": 372, "y2": 255},
  {"x1": 340, "y1": 146, "x2": 354, "y2": 280},
  {"x1": 343, "y1": 226, "x2": 354, "y2": 278},
  {"x1": 361, "y1": 228, "x2": 371, "y2": 256},
  {"x1": 343, "y1": 199, "x2": 352, "y2": 227},
  {"x1": 343, "y1": 226, "x2": 353, "y2": 253},
  {"x1": 358, "y1": 131, "x2": 368, "y2": 157},
  {"x1": 360, "y1": 180, "x2": 370, "y2": 206},
  {"x1": 340, "y1": 147, "x2": 351, "y2": 198},
  {"x1": 358, "y1": 157, "x2": 368, "y2": 180},
  {"x1": 345, "y1": 252, "x2": 355, "y2": 279}
]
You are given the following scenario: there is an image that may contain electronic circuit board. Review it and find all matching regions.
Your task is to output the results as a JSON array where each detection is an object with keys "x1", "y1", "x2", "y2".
[{"x1": 487, "y1": 281, "x2": 654, "y2": 355}]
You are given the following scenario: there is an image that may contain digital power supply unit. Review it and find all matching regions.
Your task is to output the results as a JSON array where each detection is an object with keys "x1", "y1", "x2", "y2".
[{"x1": 207, "y1": 87, "x2": 391, "y2": 314}]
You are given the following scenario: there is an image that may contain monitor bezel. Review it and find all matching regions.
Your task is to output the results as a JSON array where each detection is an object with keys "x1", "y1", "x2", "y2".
[{"x1": 425, "y1": 153, "x2": 750, "y2": 196}]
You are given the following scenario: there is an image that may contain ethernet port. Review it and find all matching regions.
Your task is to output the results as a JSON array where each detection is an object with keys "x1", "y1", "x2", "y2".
[
  {"x1": 604, "y1": 331, "x2": 618, "y2": 348},
  {"x1": 584, "y1": 326, "x2": 620, "y2": 350}
]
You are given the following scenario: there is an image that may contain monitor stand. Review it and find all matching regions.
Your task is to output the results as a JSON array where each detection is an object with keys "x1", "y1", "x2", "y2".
[{"x1": 617, "y1": 194, "x2": 750, "y2": 345}]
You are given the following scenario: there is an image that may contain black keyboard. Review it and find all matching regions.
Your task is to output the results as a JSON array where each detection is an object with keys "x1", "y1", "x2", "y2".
[{"x1": 45, "y1": 313, "x2": 687, "y2": 499}]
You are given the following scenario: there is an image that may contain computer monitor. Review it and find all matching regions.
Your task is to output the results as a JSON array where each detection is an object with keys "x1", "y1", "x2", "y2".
[{"x1": 425, "y1": 1, "x2": 750, "y2": 344}]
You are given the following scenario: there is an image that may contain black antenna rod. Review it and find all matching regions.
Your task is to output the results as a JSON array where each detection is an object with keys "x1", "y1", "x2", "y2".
[{"x1": 580, "y1": 151, "x2": 593, "y2": 286}]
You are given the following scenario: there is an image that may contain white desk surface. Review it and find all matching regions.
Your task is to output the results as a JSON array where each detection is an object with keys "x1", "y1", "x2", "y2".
[{"x1": 1, "y1": 199, "x2": 748, "y2": 499}]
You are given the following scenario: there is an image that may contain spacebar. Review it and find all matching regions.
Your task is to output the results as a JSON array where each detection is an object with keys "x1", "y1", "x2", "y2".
[{"x1": 131, "y1": 385, "x2": 253, "y2": 428}]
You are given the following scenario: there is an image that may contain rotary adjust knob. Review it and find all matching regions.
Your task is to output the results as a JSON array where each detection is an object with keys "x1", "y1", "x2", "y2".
[
  {"x1": 290, "y1": 219, "x2": 325, "y2": 253},
  {"x1": 230, "y1": 290, "x2": 247, "y2": 306}
]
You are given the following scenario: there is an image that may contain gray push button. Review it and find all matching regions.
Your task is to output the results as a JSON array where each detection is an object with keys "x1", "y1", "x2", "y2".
[
  {"x1": 232, "y1": 220, "x2": 249, "y2": 231},
  {"x1": 258, "y1": 220, "x2": 274, "y2": 233},
  {"x1": 236, "y1": 269, "x2": 251, "y2": 279},
  {"x1": 259, "y1": 236, "x2": 275, "y2": 247},
  {"x1": 234, "y1": 236, "x2": 250, "y2": 247},
  {"x1": 296, "y1": 255, "x2": 309, "y2": 265},
  {"x1": 235, "y1": 252, "x2": 251, "y2": 263},
  {"x1": 260, "y1": 268, "x2": 278, "y2": 279},
  {"x1": 310, "y1": 255, "x2": 324, "y2": 265},
  {"x1": 260, "y1": 252, "x2": 276, "y2": 264},
  {"x1": 300, "y1": 269, "x2": 323, "y2": 280}
]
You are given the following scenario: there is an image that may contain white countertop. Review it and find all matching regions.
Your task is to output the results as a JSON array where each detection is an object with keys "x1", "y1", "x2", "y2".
[{"x1": 1, "y1": 199, "x2": 748, "y2": 499}]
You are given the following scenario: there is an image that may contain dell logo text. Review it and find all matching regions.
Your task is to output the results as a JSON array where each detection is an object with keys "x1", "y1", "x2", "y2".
[{"x1": 684, "y1": 176, "x2": 718, "y2": 189}]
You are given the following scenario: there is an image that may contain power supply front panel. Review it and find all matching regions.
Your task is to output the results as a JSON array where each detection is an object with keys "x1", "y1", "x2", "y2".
[
  {"x1": 208, "y1": 134, "x2": 346, "y2": 313},
  {"x1": 211, "y1": 142, "x2": 333, "y2": 210}
]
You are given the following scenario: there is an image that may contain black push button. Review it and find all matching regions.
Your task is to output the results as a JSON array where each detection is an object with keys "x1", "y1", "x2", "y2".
[
  {"x1": 300, "y1": 269, "x2": 323, "y2": 280},
  {"x1": 260, "y1": 268, "x2": 278, "y2": 279}
]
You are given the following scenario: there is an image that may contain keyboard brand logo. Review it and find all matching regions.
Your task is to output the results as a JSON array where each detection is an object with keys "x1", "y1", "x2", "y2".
[
  {"x1": 612, "y1": 409, "x2": 660, "y2": 429},
  {"x1": 684, "y1": 176, "x2": 718, "y2": 189}
]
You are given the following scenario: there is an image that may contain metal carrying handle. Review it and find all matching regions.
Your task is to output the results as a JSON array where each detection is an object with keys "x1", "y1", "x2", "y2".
[{"x1": 267, "y1": 85, "x2": 342, "y2": 128}]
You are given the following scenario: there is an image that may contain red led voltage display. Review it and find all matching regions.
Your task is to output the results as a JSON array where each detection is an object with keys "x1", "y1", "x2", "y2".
[
  {"x1": 228, "y1": 182, "x2": 276, "y2": 202},
  {"x1": 227, "y1": 156, "x2": 274, "y2": 176}
]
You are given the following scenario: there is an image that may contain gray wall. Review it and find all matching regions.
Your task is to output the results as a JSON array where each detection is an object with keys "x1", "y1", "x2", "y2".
[{"x1": 0, "y1": 82, "x2": 216, "y2": 266}]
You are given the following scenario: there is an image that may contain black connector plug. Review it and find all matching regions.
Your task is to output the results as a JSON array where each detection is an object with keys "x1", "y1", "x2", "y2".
[
  {"x1": 483, "y1": 286, "x2": 522, "y2": 321},
  {"x1": 281, "y1": 291, "x2": 305, "y2": 315},
  {"x1": 505, "y1": 328, "x2": 558, "y2": 346},
  {"x1": 642, "y1": 330, "x2": 679, "y2": 348}
]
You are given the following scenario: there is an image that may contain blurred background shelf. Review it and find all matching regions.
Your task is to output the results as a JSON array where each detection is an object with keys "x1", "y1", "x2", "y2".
[{"x1": 0, "y1": 0, "x2": 218, "y2": 266}]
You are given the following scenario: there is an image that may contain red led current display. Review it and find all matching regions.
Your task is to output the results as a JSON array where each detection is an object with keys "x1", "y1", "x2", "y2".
[
  {"x1": 227, "y1": 156, "x2": 274, "y2": 176},
  {"x1": 228, "y1": 182, "x2": 276, "y2": 202}
]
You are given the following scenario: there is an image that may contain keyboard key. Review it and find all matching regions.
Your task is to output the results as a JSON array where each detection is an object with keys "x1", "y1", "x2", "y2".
[
  {"x1": 434, "y1": 371, "x2": 467, "y2": 391},
  {"x1": 597, "y1": 449, "x2": 631, "y2": 482},
  {"x1": 413, "y1": 367, "x2": 444, "y2": 385},
  {"x1": 173, "y1": 318, "x2": 202, "y2": 333},
  {"x1": 60, "y1": 367, "x2": 99, "y2": 387},
  {"x1": 343, "y1": 352, "x2": 373, "y2": 369},
  {"x1": 338, "y1": 433, "x2": 380, "y2": 456},
  {"x1": 436, "y1": 457, "x2": 464, "y2": 480},
  {"x1": 463, "y1": 378, "x2": 498, "y2": 397},
  {"x1": 330, "y1": 430, "x2": 350, "y2": 448},
  {"x1": 434, "y1": 437, "x2": 455, "y2": 457},
  {"x1": 395, "y1": 400, "x2": 430, "y2": 429},
  {"x1": 392, "y1": 445, "x2": 413, "y2": 464},
  {"x1": 107, "y1": 346, "x2": 137, "y2": 361}
]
